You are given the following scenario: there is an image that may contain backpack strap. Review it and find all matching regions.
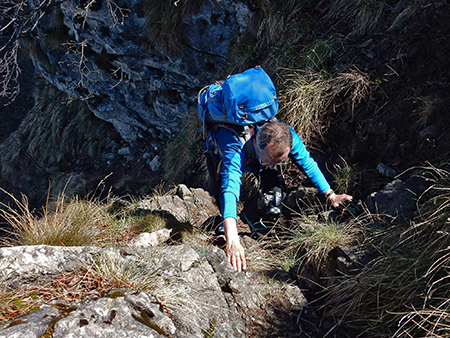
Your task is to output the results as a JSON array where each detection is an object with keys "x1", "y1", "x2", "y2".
[{"x1": 219, "y1": 124, "x2": 256, "y2": 166}]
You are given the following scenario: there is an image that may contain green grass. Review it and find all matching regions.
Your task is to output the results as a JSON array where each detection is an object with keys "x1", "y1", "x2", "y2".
[
  {"x1": 137, "y1": 0, "x2": 204, "y2": 56},
  {"x1": 322, "y1": 166, "x2": 450, "y2": 337},
  {"x1": 326, "y1": 0, "x2": 385, "y2": 36},
  {"x1": 163, "y1": 110, "x2": 204, "y2": 183},
  {"x1": 284, "y1": 215, "x2": 361, "y2": 270},
  {"x1": 332, "y1": 156, "x2": 361, "y2": 194},
  {"x1": 227, "y1": 0, "x2": 314, "y2": 74}
]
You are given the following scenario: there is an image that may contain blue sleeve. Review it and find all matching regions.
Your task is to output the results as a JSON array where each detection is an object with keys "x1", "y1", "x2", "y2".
[
  {"x1": 289, "y1": 127, "x2": 330, "y2": 194},
  {"x1": 213, "y1": 127, "x2": 246, "y2": 220}
]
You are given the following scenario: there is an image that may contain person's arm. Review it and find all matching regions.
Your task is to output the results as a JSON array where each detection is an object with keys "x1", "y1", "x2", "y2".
[
  {"x1": 289, "y1": 127, "x2": 352, "y2": 206},
  {"x1": 214, "y1": 128, "x2": 248, "y2": 271},
  {"x1": 215, "y1": 128, "x2": 245, "y2": 220},
  {"x1": 289, "y1": 127, "x2": 330, "y2": 194}
]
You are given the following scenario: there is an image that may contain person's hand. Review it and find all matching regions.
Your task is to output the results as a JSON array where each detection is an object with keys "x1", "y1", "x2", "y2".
[
  {"x1": 325, "y1": 189, "x2": 353, "y2": 210},
  {"x1": 225, "y1": 236, "x2": 246, "y2": 272},
  {"x1": 223, "y1": 217, "x2": 247, "y2": 272}
]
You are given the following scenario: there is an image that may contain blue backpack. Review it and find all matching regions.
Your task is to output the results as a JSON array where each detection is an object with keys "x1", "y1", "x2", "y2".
[{"x1": 198, "y1": 66, "x2": 278, "y2": 133}]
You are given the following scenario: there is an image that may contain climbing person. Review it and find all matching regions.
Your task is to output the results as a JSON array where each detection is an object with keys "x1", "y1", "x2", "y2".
[
  {"x1": 207, "y1": 121, "x2": 352, "y2": 272},
  {"x1": 198, "y1": 67, "x2": 353, "y2": 272}
]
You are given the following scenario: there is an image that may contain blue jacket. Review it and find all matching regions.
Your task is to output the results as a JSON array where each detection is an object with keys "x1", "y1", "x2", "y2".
[{"x1": 210, "y1": 126, "x2": 331, "y2": 220}]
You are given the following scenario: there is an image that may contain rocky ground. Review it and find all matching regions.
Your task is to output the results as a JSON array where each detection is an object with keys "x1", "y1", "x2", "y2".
[{"x1": 0, "y1": 1, "x2": 449, "y2": 336}]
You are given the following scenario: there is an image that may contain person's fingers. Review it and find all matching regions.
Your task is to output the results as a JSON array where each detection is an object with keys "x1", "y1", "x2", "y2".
[
  {"x1": 236, "y1": 255, "x2": 242, "y2": 272},
  {"x1": 242, "y1": 254, "x2": 247, "y2": 271},
  {"x1": 233, "y1": 254, "x2": 240, "y2": 272},
  {"x1": 225, "y1": 241, "x2": 247, "y2": 272}
]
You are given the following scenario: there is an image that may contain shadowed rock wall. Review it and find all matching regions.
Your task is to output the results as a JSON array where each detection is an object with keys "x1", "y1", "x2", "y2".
[{"x1": 29, "y1": 0, "x2": 251, "y2": 143}]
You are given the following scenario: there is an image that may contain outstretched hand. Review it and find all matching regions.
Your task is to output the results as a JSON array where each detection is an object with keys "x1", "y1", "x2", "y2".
[
  {"x1": 223, "y1": 217, "x2": 247, "y2": 272},
  {"x1": 225, "y1": 237, "x2": 246, "y2": 272},
  {"x1": 326, "y1": 190, "x2": 353, "y2": 210}
]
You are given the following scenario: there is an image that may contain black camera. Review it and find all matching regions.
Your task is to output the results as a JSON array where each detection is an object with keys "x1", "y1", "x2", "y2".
[{"x1": 257, "y1": 187, "x2": 284, "y2": 216}]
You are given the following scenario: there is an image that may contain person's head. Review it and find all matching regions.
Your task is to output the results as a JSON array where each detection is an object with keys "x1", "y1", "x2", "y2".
[{"x1": 254, "y1": 122, "x2": 292, "y2": 168}]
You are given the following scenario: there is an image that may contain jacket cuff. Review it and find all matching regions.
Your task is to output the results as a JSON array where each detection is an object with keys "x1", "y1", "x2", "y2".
[{"x1": 221, "y1": 192, "x2": 238, "y2": 220}]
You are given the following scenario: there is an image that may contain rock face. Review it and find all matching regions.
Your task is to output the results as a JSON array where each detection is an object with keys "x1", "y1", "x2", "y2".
[
  {"x1": 0, "y1": 245, "x2": 263, "y2": 338},
  {"x1": 0, "y1": 185, "x2": 311, "y2": 337},
  {"x1": 30, "y1": 0, "x2": 252, "y2": 144},
  {"x1": 136, "y1": 184, "x2": 219, "y2": 227},
  {"x1": 366, "y1": 171, "x2": 434, "y2": 218},
  {"x1": 0, "y1": 0, "x2": 253, "y2": 204}
]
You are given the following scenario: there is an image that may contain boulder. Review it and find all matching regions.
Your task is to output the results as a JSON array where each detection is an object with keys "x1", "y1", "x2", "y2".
[
  {"x1": 136, "y1": 184, "x2": 219, "y2": 227},
  {"x1": 366, "y1": 171, "x2": 434, "y2": 217},
  {"x1": 0, "y1": 245, "x2": 265, "y2": 337}
]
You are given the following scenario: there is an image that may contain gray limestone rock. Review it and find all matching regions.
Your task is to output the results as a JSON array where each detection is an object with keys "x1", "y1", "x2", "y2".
[
  {"x1": 53, "y1": 292, "x2": 171, "y2": 338},
  {"x1": 28, "y1": 0, "x2": 252, "y2": 150},
  {"x1": 0, "y1": 245, "x2": 266, "y2": 338},
  {"x1": 136, "y1": 184, "x2": 218, "y2": 227},
  {"x1": 0, "y1": 305, "x2": 61, "y2": 338}
]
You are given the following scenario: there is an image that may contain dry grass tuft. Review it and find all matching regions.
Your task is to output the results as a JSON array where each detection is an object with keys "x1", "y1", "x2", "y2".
[
  {"x1": 279, "y1": 68, "x2": 372, "y2": 144},
  {"x1": 0, "y1": 188, "x2": 110, "y2": 246},
  {"x1": 179, "y1": 228, "x2": 213, "y2": 247},
  {"x1": 0, "y1": 187, "x2": 147, "y2": 247},
  {"x1": 279, "y1": 69, "x2": 330, "y2": 143},
  {"x1": 413, "y1": 95, "x2": 444, "y2": 127},
  {"x1": 284, "y1": 215, "x2": 361, "y2": 270},
  {"x1": 93, "y1": 250, "x2": 159, "y2": 292},
  {"x1": 246, "y1": 237, "x2": 283, "y2": 272}
]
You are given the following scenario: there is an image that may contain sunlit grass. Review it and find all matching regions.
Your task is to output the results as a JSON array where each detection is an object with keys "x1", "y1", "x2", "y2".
[
  {"x1": 322, "y1": 166, "x2": 450, "y2": 337},
  {"x1": 0, "y1": 186, "x2": 173, "y2": 247},
  {"x1": 163, "y1": 111, "x2": 204, "y2": 184},
  {"x1": 93, "y1": 250, "x2": 160, "y2": 292},
  {"x1": 332, "y1": 156, "x2": 361, "y2": 194},
  {"x1": 0, "y1": 188, "x2": 111, "y2": 246},
  {"x1": 284, "y1": 216, "x2": 361, "y2": 270},
  {"x1": 279, "y1": 68, "x2": 372, "y2": 145},
  {"x1": 138, "y1": 0, "x2": 204, "y2": 56}
]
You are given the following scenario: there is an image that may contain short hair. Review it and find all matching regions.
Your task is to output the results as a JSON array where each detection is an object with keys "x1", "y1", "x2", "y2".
[{"x1": 255, "y1": 122, "x2": 293, "y2": 157}]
